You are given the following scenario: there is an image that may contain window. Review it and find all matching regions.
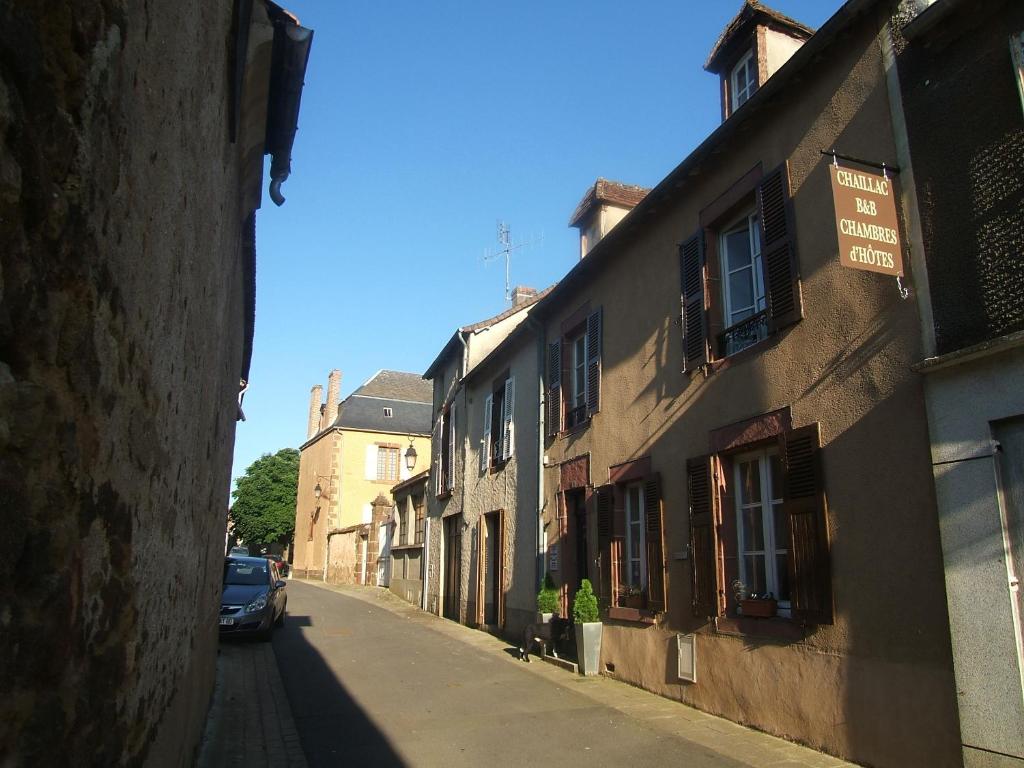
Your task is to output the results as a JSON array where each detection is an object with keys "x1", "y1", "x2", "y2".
[
  {"x1": 731, "y1": 50, "x2": 758, "y2": 112},
  {"x1": 547, "y1": 308, "x2": 602, "y2": 436},
  {"x1": 595, "y1": 473, "x2": 666, "y2": 614},
  {"x1": 733, "y1": 449, "x2": 789, "y2": 612},
  {"x1": 1012, "y1": 31, "x2": 1024, "y2": 115},
  {"x1": 437, "y1": 403, "x2": 456, "y2": 495},
  {"x1": 680, "y1": 163, "x2": 802, "y2": 370},
  {"x1": 414, "y1": 496, "x2": 425, "y2": 544},
  {"x1": 376, "y1": 445, "x2": 399, "y2": 482},
  {"x1": 688, "y1": 423, "x2": 832, "y2": 624},
  {"x1": 720, "y1": 212, "x2": 766, "y2": 355},
  {"x1": 624, "y1": 484, "x2": 646, "y2": 588},
  {"x1": 481, "y1": 376, "x2": 515, "y2": 471},
  {"x1": 398, "y1": 501, "x2": 408, "y2": 545},
  {"x1": 383, "y1": 407, "x2": 393, "y2": 418}
]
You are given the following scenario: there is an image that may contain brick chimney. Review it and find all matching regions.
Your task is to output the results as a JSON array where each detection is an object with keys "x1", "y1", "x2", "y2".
[
  {"x1": 324, "y1": 369, "x2": 342, "y2": 426},
  {"x1": 307, "y1": 383, "x2": 323, "y2": 439},
  {"x1": 511, "y1": 286, "x2": 538, "y2": 307}
]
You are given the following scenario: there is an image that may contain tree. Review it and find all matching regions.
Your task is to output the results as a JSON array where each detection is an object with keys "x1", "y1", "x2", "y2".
[{"x1": 230, "y1": 448, "x2": 300, "y2": 551}]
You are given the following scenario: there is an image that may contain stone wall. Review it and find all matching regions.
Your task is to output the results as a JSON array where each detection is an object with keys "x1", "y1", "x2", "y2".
[{"x1": 1, "y1": 2, "x2": 254, "y2": 765}]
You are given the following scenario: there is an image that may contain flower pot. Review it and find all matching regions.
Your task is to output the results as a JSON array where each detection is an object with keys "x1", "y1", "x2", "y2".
[
  {"x1": 574, "y1": 622, "x2": 603, "y2": 676},
  {"x1": 740, "y1": 598, "x2": 777, "y2": 618}
]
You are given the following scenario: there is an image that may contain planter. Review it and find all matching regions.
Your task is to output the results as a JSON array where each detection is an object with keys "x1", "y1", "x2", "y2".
[
  {"x1": 574, "y1": 622, "x2": 603, "y2": 676},
  {"x1": 740, "y1": 598, "x2": 777, "y2": 618}
]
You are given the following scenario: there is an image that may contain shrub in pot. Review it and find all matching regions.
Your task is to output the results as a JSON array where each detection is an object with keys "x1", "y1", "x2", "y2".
[
  {"x1": 573, "y1": 579, "x2": 602, "y2": 676},
  {"x1": 536, "y1": 572, "x2": 559, "y2": 622}
]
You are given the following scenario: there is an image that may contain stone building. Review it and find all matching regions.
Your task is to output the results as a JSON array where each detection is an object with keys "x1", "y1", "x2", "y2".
[
  {"x1": 292, "y1": 369, "x2": 431, "y2": 582},
  {"x1": 896, "y1": 1, "x2": 1024, "y2": 764},
  {"x1": 0, "y1": 1, "x2": 311, "y2": 765},
  {"x1": 387, "y1": 470, "x2": 430, "y2": 606}
]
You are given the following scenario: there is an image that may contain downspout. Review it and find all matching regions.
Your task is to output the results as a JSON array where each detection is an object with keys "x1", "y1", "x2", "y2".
[
  {"x1": 422, "y1": 516, "x2": 431, "y2": 612},
  {"x1": 527, "y1": 316, "x2": 546, "y2": 592}
]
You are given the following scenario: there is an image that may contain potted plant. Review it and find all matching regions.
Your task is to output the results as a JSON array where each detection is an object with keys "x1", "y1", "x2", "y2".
[
  {"x1": 573, "y1": 579, "x2": 602, "y2": 676},
  {"x1": 620, "y1": 585, "x2": 644, "y2": 609},
  {"x1": 732, "y1": 579, "x2": 777, "y2": 618},
  {"x1": 536, "y1": 572, "x2": 559, "y2": 623}
]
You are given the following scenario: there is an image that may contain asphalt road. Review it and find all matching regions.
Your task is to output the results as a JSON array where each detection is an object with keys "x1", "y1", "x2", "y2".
[{"x1": 272, "y1": 581, "x2": 769, "y2": 768}]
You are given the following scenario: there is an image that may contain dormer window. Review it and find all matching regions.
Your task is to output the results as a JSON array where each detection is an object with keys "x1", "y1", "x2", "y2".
[
  {"x1": 383, "y1": 407, "x2": 393, "y2": 418},
  {"x1": 731, "y1": 50, "x2": 758, "y2": 111}
]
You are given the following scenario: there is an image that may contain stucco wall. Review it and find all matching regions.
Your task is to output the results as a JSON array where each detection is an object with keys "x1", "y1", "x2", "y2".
[
  {"x1": 539, "y1": 9, "x2": 958, "y2": 767},
  {"x1": 293, "y1": 431, "x2": 341, "y2": 578},
  {"x1": 337, "y1": 429, "x2": 423, "y2": 528},
  {"x1": 0, "y1": 2, "x2": 254, "y2": 764}
]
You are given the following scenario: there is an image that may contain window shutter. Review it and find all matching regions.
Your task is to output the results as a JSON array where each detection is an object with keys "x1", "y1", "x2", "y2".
[
  {"x1": 547, "y1": 340, "x2": 561, "y2": 437},
  {"x1": 688, "y1": 455, "x2": 721, "y2": 617},
  {"x1": 644, "y1": 474, "x2": 667, "y2": 612},
  {"x1": 758, "y1": 163, "x2": 802, "y2": 333},
  {"x1": 481, "y1": 393, "x2": 493, "y2": 473},
  {"x1": 595, "y1": 485, "x2": 613, "y2": 610},
  {"x1": 585, "y1": 309, "x2": 602, "y2": 415},
  {"x1": 502, "y1": 377, "x2": 514, "y2": 460},
  {"x1": 446, "y1": 403, "x2": 457, "y2": 492},
  {"x1": 435, "y1": 412, "x2": 445, "y2": 495},
  {"x1": 782, "y1": 423, "x2": 832, "y2": 624},
  {"x1": 679, "y1": 231, "x2": 708, "y2": 372}
]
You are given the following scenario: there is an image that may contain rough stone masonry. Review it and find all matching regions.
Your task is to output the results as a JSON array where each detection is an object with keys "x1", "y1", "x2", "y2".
[{"x1": 0, "y1": 2, "x2": 262, "y2": 764}]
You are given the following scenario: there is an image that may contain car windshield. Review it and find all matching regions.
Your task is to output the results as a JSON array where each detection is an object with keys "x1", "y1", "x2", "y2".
[{"x1": 223, "y1": 561, "x2": 269, "y2": 586}]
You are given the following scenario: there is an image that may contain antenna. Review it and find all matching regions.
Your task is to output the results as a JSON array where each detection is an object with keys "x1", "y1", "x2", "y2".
[{"x1": 482, "y1": 221, "x2": 543, "y2": 303}]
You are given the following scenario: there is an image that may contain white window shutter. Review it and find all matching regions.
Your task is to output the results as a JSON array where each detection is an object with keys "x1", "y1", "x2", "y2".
[
  {"x1": 502, "y1": 377, "x2": 515, "y2": 460},
  {"x1": 365, "y1": 444, "x2": 377, "y2": 480},
  {"x1": 447, "y1": 403, "x2": 457, "y2": 491},
  {"x1": 435, "y1": 412, "x2": 444, "y2": 495},
  {"x1": 481, "y1": 393, "x2": 493, "y2": 473}
]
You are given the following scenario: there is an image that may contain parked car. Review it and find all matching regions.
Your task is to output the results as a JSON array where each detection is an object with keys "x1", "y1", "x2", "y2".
[
  {"x1": 265, "y1": 553, "x2": 289, "y2": 577},
  {"x1": 219, "y1": 556, "x2": 287, "y2": 640},
  {"x1": 228, "y1": 545, "x2": 249, "y2": 556}
]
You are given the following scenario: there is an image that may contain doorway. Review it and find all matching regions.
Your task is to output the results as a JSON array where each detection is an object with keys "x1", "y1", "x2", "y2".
[
  {"x1": 478, "y1": 511, "x2": 504, "y2": 629},
  {"x1": 443, "y1": 514, "x2": 462, "y2": 622}
]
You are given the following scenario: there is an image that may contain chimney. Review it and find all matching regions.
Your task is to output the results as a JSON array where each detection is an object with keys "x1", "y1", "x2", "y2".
[
  {"x1": 511, "y1": 286, "x2": 538, "y2": 307},
  {"x1": 307, "y1": 384, "x2": 323, "y2": 439},
  {"x1": 325, "y1": 369, "x2": 342, "y2": 426}
]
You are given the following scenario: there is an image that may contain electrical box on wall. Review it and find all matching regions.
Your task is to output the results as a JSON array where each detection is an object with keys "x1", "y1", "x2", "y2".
[{"x1": 677, "y1": 633, "x2": 697, "y2": 683}]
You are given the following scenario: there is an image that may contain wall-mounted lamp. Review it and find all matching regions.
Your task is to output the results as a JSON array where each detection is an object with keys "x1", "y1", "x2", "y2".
[
  {"x1": 313, "y1": 482, "x2": 323, "y2": 501},
  {"x1": 404, "y1": 436, "x2": 418, "y2": 473}
]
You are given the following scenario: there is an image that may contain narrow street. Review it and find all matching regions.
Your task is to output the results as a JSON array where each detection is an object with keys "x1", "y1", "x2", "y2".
[{"x1": 271, "y1": 581, "x2": 852, "y2": 768}]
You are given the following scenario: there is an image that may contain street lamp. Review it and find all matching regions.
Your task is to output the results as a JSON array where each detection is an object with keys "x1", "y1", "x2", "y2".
[
  {"x1": 313, "y1": 482, "x2": 322, "y2": 501},
  {"x1": 404, "y1": 437, "x2": 417, "y2": 473}
]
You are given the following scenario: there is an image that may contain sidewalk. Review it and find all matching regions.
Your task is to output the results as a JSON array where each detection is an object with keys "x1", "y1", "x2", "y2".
[
  {"x1": 300, "y1": 579, "x2": 859, "y2": 768},
  {"x1": 196, "y1": 637, "x2": 306, "y2": 768}
]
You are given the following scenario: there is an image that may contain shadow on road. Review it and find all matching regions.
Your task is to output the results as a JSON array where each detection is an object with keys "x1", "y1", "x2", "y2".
[{"x1": 273, "y1": 613, "x2": 406, "y2": 768}]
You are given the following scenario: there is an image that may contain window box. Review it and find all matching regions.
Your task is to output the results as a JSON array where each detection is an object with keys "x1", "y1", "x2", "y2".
[
  {"x1": 739, "y1": 597, "x2": 777, "y2": 618},
  {"x1": 607, "y1": 606, "x2": 657, "y2": 624}
]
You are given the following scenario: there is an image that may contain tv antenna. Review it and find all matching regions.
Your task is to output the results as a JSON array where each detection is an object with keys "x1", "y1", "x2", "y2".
[{"x1": 482, "y1": 222, "x2": 543, "y2": 303}]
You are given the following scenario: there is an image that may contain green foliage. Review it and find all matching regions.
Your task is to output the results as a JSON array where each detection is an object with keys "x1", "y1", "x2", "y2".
[
  {"x1": 573, "y1": 579, "x2": 600, "y2": 625},
  {"x1": 537, "y1": 572, "x2": 559, "y2": 614},
  {"x1": 230, "y1": 448, "x2": 300, "y2": 551}
]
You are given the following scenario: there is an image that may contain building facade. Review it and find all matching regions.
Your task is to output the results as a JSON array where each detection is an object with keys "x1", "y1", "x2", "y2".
[
  {"x1": 896, "y1": 1, "x2": 1024, "y2": 764},
  {"x1": 387, "y1": 471, "x2": 430, "y2": 606},
  {"x1": 292, "y1": 369, "x2": 431, "y2": 582}
]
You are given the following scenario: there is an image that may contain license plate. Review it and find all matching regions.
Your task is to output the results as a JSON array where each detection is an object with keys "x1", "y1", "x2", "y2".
[{"x1": 219, "y1": 617, "x2": 234, "y2": 626}]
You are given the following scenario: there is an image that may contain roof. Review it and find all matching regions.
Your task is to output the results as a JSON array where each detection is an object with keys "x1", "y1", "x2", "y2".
[
  {"x1": 351, "y1": 369, "x2": 431, "y2": 402},
  {"x1": 705, "y1": 1, "x2": 815, "y2": 74},
  {"x1": 391, "y1": 469, "x2": 430, "y2": 496},
  {"x1": 532, "y1": 0, "x2": 877, "y2": 323},
  {"x1": 422, "y1": 286, "x2": 554, "y2": 380},
  {"x1": 569, "y1": 179, "x2": 651, "y2": 228}
]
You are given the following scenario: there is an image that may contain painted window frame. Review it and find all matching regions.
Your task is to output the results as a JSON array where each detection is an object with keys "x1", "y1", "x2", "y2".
[
  {"x1": 730, "y1": 50, "x2": 758, "y2": 112},
  {"x1": 376, "y1": 444, "x2": 400, "y2": 482},
  {"x1": 720, "y1": 210, "x2": 767, "y2": 355},
  {"x1": 623, "y1": 483, "x2": 647, "y2": 589}
]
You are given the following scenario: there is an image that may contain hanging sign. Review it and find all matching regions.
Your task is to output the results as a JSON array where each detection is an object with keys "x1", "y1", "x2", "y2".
[{"x1": 829, "y1": 164, "x2": 903, "y2": 276}]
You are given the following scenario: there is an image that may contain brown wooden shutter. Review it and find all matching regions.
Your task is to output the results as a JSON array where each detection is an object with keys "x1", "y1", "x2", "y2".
[
  {"x1": 586, "y1": 308, "x2": 602, "y2": 415},
  {"x1": 782, "y1": 424, "x2": 832, "y2": 624},
  {"x1": 547, "y1": 340, "x2": 561, "y2": 437},
  {"x1": 680, "y1": 230, "x2": 708, "y2": 371},
  {"x1": 688, "y1": 455, "x2": 721, "y2": 617},
  {"x1": 497, "y1": 509, "x2": 506, "y2": 629},
  {"x1": 644, "y1": 474, "x2": 667, "y2": 612},
  {"x1": 595, "y1": 485, "x2": 613, "y2": 610},
  {"x1": 758, "y1": 163, "x2": 803, "y2": 333}
]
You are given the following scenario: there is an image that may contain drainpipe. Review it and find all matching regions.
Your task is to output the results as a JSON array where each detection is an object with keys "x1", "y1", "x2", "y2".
[
  {"x1": 527, "y1": 316, "x2": 546, "y2": 592},
  {"x1": 422, "y1": 516, "x2": 431, "y2": 612}
]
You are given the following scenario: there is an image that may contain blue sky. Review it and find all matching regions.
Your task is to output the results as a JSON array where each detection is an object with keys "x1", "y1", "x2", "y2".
[{"x1": 233, "y1": 0, "x2": 842, "y2": 488}]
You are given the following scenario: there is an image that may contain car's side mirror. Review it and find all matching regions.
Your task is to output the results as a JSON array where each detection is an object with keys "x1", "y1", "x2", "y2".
[{"x1": 275, "y1": 580, "x2": 287, "y2": 590}]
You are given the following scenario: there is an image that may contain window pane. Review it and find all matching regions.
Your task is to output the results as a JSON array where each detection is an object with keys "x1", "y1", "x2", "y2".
[
  {"x1": 768, "y1": 454, "x2": 782, "y2": 499},
  {"x1": 725, "y1": 228, "x2": 751, "y2": 271},
  {"x1": 738, "y1": 460, "x2": 762, "y2": 504},
  {"x1": 631, "y1": 561, "x2": 641, "y2": 586},
  {"x1": 729, "y1": 268, "x2": 754, "y2": 312},
  {"x1": 772, "y1": 500, "x2": 788, "y2": 549},
  {"x1": 743, "y1": 554, "x2": 766, "y2": 596},
  {"x1": 742, "y1": 506, "x2": 764, "y2": 551}
]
